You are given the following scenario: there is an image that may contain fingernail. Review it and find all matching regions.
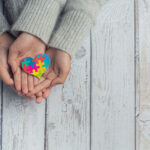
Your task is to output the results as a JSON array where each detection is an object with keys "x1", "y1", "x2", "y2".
[
  {"x1": 29, "y1": 97, "x2": 34, "y2": 100},
  {"x1": 29, "y1": 88, "x2": 33, "y2": 92},
  {"x1": 26, "y1": 93, "x2": 32, "y2": 97},
  {"x1": 18, "y1": 92, "x2": 23, "y2": 96},
  {"x1": 23, "y1": 89, "x2": 28, "y2": 95}
]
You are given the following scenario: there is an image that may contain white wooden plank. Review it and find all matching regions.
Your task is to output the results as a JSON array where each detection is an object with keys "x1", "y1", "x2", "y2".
[
  {"x1": 0, "y1": 1, "x2": 3, "y2": 150},
  {"x1": 91, "y1": 0, "x2": 135, "y2": 150},
  {"x1": 46, "y1": 35, "x2": 91, "y2": 150},
  {"x1": 136, "y1": 0, "x2": 150, "y2": 149},
  {"x1": 2, "y1": 85, "x2": 45, "y2": 150}
]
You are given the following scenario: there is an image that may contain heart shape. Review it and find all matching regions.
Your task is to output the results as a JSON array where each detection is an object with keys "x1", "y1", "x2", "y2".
[{"x1": 21, "y1": 54, "x2": 50, "y2": 78}]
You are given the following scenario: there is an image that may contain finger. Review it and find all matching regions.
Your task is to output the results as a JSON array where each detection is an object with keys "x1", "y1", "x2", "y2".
[
  {"x1": 36, "y1": 96, "x2": 43, "y2": 104},
  {"x1": 33, "y1": 76, "x2": 44, "y2": 85},
  {"x1": 42, "y1": 87, "x2": 52, "y2": 98},
  {"x1": 9, "y1": 61, "x2": 18, "y2": 74},
  {"x1": 36, "y1": 88, "x2": 46, "y2": 97},
  {"x1": 35, "y1": 87, "x2": 46, "y2": 97},
  {"x1": 21, "y1": 71, "x2": 28, "y2": 94},
  {"x1": 28, "y1": 96, "x2": 35, "y2": 100},
  {"x1": 33, "y1": 76, "x2": 39, "y2": 86},
  {"x1": 14, "y1": 67, "x2": 21, "y2": 91},
  {"x1": 28, "y1": 75, "x2": 34, "y2": 92},
  {"x1": 28, "y1": 79, "x2": 51, "y2": 96},
  {"x1": 34, "y1": 77, "x2": 45, "y2": 97},
  {"x1": 38, "y1": 76, "x2": 45, "y2": 83},
  {"x1": 51, "y1": 72, "x2": 68, "y2": 87},
  {"x1": 35, "y1": 77, "x2": 45, "y2": 97},
  {"x1": 36, "y1": 91, "x2": 42, "y2": 97},
  {"x1": 18, "y1": 91, "x2": 23, "y2": 96},
  {"x1": 33, "y1": 77, "x2": 45, "y2": 97},
  {"x1": 42, "y1": 88, "x2": 47, "y2": 92},
  {"x1": 0, "y1": 68, "x2": 14, "y2": 86}
]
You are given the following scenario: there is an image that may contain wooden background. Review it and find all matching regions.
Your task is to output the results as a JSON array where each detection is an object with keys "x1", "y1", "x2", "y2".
[{"x1": 0, "y1": 0, "x2": 150, "y2": 149}]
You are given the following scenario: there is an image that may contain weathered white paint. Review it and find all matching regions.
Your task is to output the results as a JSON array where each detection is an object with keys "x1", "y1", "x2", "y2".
[
  {"x1": 46, "y1": 36, "x2": 91, "y2": 150},
  {"x1": 1, "y1": 0, "x2": 150, "y2": 149},
  {"x1": 91, "y1": 0, "x2": 135, "y2": 150},
  {"x1": 136, "y1": 0, "x2": 150, "y2": 149},
  {"x1": 2, "y1": 85, "x2": 45, "y2": 150},
  {"x1": 0, "y1": 1, "x2": 3, "y2": 150}
]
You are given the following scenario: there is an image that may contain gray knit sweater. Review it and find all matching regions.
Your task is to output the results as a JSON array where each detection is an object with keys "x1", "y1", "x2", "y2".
[{"x1": 0, "y1": 0, "x2": 106, "y2": 57}]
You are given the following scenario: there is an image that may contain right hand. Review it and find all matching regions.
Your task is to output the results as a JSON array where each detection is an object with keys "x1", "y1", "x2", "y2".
[
  {"x1": 0, "y1": 32, "x2": 14, "y2": 87},
  {"x1": 27, "y1": 47, "x2": 71, "y2": 103}
]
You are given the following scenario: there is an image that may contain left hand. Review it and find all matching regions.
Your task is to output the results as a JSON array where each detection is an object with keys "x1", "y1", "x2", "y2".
[{"x1": 8, "y1": 32, "x2": 46, "y2": 96}]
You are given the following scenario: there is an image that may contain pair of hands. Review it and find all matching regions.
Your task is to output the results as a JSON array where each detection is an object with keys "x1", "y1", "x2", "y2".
[{"x1": 0, "y1": 32, "x2": 71, "y2": 103}]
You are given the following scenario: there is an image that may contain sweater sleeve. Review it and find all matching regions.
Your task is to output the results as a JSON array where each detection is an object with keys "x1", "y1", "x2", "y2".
[
  {"x1": 0, "y1": 0, "x2": 10, "y2": 35},
  {"x1": 11, "y1": 0, "x2": 66, "y2": 44},
  {"x1": 48, "y1": 0, "x2": 103, "y2": 57}
]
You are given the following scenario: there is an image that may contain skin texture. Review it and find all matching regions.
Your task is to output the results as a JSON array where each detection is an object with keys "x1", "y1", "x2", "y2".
[
  {"x1": 8, "y1": 32, "x2": 46, "y2": 98},
  {"x1": 27, "y1": 47, "x2": 71, "y2": 104},
  {"x1": 0, "y1": 32, "x2": 50, "y2": 102},
  {"x1": 0, "y1": 33, "x2": 14, "y2": 87}
]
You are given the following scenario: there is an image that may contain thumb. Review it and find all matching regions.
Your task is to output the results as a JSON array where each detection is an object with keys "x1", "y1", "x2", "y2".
[
  {"x1": 8, "y1": 48, "x2": 19, "y2": 73},
  {"x1": 51, "y1": 78, "x2": 62, "y2": 87},
  {"x1": 51, "y1": 73, "x2": 67, "y2": 87},
  {"x1": 9, "y1": 61, "x2": 18, "y2": 74},
  {"x1": 42, "y1": 87, "x2": 52, "y2": 98},
  {"x1": 0, "y1": 68, "x2": 14, "y2": 86}
]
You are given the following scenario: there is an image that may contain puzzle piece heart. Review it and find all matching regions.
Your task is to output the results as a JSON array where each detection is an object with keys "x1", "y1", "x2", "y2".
[{"x1": 21, "y1": 54, "x2": 50, "y2": 78}]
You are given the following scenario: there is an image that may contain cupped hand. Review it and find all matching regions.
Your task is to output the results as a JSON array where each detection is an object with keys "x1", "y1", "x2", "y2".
[
  {"x1": 8, "y1": 32, "x2": 46, "y2": 95},
  {"x1": 27, "y1": 48, "x2": 71, "y2": 104},
  {"x1": 0, "y1": 32, "x2": 14, "y2": 86}
]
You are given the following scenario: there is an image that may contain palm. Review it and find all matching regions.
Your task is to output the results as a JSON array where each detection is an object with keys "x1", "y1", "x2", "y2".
[
  {"x1": 46, "y1": 48, "x2": 70, "y2": 76},
  {"x1": 28, "y1": 48, "x2": 71, "y2": 99},
  {"x1": 43, "y1": 49, "x2": 71, "y2": 85},
  {"x1": 9, "y1": 33, "x2": 46, "y2": 71}
]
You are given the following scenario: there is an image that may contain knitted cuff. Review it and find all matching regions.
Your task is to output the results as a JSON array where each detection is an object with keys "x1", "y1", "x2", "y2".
[
  {"x1": 0, "y1": 13, "x2": 10, "y2": 36},
  {"x1": 11, "y1": 0, "x2": 62, "y2": 44},
  {"x1": 48, "y1": 10, "x2": 93, "y2": 58}
]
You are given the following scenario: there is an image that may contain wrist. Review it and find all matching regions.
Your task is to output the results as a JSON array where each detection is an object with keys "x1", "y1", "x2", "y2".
[
  {"x1": 56, "y1": 49, "x2": 71, "y2": 60},
  {"x1": 22, "y1": 32, "x2": 45, "y2": 44},
  {"x1": 0, "y1": 32, "x2": 14, "y2": 49}
]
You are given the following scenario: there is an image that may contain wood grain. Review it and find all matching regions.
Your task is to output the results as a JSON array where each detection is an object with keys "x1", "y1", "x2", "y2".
[
  {"x1": 0, "y1": 1, "x2": 3, "y2": 150},
  {"x1": 91, "y1": 0, "x2": 135, "y2": 150},
  {"x1": 3, "y1": 0, "x2": 150, "y2": 149},
  {"x1": 46, "y1": 36, "x2": 91, "y2": 150},
  {"x1": 2, "y1": 85, "x2": 45, "y2": 150},
  {"x1": 136, "y1": 0, "x2": 150, "y2": 149}
]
